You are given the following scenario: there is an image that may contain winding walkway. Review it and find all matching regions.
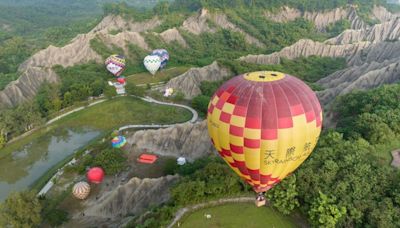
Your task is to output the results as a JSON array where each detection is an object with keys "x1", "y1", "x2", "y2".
[{"x1": 118, "y1": 96, "x2": 198, "y2": 131}]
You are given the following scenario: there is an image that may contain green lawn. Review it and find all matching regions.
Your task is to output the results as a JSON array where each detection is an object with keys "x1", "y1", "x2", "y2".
[
  {"x1": 0, "y1": 96, "x2": 192, "y2": 158},
  {"x1": 126, "y1": 66, "x2": 189, "y2": 85},
  {"x1": 52, "y1": 96, "x2": 192, "y2": 129},
  {"x1": 178, "y1": 203, "x2": 297, "y2": 228}
]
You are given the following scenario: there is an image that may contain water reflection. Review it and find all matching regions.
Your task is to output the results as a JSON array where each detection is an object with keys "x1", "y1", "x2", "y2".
[{"x1": 0, "y1": 127, "x2": 100, "y2": 201}]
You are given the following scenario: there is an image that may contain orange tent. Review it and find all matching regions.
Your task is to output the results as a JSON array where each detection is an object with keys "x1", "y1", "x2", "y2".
[{"x1": 137, "y1": 154, "x2": 158, "y2": 164}]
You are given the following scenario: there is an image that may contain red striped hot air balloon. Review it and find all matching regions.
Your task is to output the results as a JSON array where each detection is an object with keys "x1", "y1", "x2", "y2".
[
  {"x1": 72, "y1": 181, "x2": 91, "y2": 200},
  {"x1": 207, "y1": 71, "x2": 322, "y2": 198}
]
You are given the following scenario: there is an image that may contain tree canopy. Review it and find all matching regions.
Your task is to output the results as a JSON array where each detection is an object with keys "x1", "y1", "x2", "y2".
[{"x1": 0, "y1": 190, "x2": 42, "y2": 228}]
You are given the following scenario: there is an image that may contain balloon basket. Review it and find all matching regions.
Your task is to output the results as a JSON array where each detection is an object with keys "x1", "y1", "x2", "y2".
[{"x1": 255, "y1": 199, "x2": 266, "y2": 207}]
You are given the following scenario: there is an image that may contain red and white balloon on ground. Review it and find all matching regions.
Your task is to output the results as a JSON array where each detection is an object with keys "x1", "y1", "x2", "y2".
[{"x1": 87, "y1": 167, "x2": 105, "y2": 184}]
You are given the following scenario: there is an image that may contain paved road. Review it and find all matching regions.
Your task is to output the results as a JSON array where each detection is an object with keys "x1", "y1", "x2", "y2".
[{"x1": 118, "y1": 96, "x2": 198, "y2": 131}]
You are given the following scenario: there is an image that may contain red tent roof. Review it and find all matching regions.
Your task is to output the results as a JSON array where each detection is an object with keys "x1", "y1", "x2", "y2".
[{"x1": 137, "y1": 154, "x2": 158, "y2": 164}]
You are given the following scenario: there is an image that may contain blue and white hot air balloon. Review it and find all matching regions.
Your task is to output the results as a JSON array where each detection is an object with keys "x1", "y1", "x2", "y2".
[{"x1": 151, "y1": 49, "x2": 169, "y2": 69}]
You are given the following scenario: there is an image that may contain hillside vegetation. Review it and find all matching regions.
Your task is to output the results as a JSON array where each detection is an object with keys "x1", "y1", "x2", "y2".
[{"x1": 0, "y1": 0, "x2": 170, "y2": 90}]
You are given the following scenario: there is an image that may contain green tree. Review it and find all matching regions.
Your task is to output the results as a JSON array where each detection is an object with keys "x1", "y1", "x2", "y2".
[
  {"x1": 125, "y1": 83, "x2": 145, "y2": 97},
  {"x1": 45, "y1": 208, "x2": 69, "y2": 227},
  {"x1": 267, "y1": 175, "x2": 299, "y2": 215},
  {"x1": 354, "y1": 113, "x2": 395, "y2": 144},
  {"x1": 0, "y1": 134, "x2": 5, "y2": 149},
  {"x1": 367, "y1": 198, "x2": 400, "y2": 228},
  {"x1": 172, "y1": 91, "x2": 185, "y2": 102},
  {"x1": 35, "y1": 82, "x2": 61, "y2": 117},
  {"x1": 309, "y1": 191, "x2": 347, "y2": 228},
  {"x1": 199, "y1": 80, "x2": 223, "y2": 96},
  {"x1": 103, "y1": 85, "x2": 117, "y2": 99},
  {"x1": 0, "y1": 190, "x2": 42, "y2": 228},
  {"x1": 63, "y1": 91, "x2": 73, "y2": 107},
  {"x1": 326, "y1": 19, "x2": 351, "y2": 37},
  {"x1": 93, "y1": 148, "x2": 126, "y2": 175},
  {"x1": 192, "y1": 95, "x2": 210, "y2": 116},
  {"x1": 90, "y1": 79, "x2": 105, "y2": 97},
  {"x1": 171, "y1": 180, "x2": 206, "y2": 205}
]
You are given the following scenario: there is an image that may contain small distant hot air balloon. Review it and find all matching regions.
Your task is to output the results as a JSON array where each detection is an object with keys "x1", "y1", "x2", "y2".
[
  {"x1": 87, "y1": 167, "x2": 105, "y2": 184},
  {"x1": 117, "y1": 76, "x2": 126, "y2": 84},
  {"x1": 207, "y1": 71, "x2": 322, "y2": 201},
  {"x1": 72, "y1": 181, "x2": 91, "y2": 200},
  {"x1": 112, "y1": 136, "x2": 127, "y2": 148},
  {"x1": 151, "y1": 49, "x2": 169, "y2": 69},
  {"x1": 163, "y1": 88, "x2": 174, "y2": 97},
  {"x1": 143, "y1": 55, "x2": 161, "y2": 75},
  {"x1": 105, "y1": 54, "x2": 126, "y2": 77}
]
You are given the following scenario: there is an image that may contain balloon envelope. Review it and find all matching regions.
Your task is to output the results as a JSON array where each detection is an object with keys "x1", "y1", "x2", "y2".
[
  {"x1": 87, "y1": 167, "x2": 105, "y2": 184},
  {"x1": 163, "y1": 88, "x2": 174, "y2": 97},
  {"x1": 105, "y1": 54, "x2": 126, "y2": 76},
  {"x1": 151, "y1": 49, "x2": 169, "y2": 69},
  {"x1": 207, "y1": 71, "x2": 322, "y2": 193},
  {"x1": 117, "y1": 76, "x2": 126, "y2": 84},
  {"x1": 72, "y1": 181, "x2": 90, "y2": 200},
  {"x1": 143, "y1": 55, "x2": 161, "y2": 75},
  {"x1": 112, "y1": 136, "x2": 127, "y2": 148}
]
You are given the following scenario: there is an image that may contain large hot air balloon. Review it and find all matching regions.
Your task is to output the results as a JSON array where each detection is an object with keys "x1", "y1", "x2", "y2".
[
  {"x1": 105, "y1": 54, "x2": 126, "y2": 76},
  {"x1": 111, "y1": 136, "x2": 127, "y2": 148},
  {"x1": 151, "y1": 49, "x2": 169, "y2": 69},
  {"x1": 143, "y1": 55, "x2": 161, "y2": 75},
  {"x1": 87, "y1": 167, "x2": 105, "y2": 184},
  {"x1": 72, "y1": 181, "x2": 91, "y2": 200},
  {"x1": 207, "y1": 71, "x2": 322, "y2": 196}
]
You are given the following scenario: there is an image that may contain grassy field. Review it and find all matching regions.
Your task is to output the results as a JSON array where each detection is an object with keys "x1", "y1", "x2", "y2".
[
  {"x1": 126, "y1": 66, "x2": 190, "y2": 85},
  {"x1": 0, "y1": 96, "x2": 192, "y2": 158},
  {"x1": 51, "y1": 96, "x2": 192, "y2": 129},
  {"x1": 178, "y1": 203, "x2": 297, "y2": 228}
]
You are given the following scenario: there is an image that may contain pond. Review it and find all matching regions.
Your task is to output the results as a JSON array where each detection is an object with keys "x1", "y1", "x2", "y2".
[{"x1": 0, "y1": 127, "x2": 100, "y2": 201}]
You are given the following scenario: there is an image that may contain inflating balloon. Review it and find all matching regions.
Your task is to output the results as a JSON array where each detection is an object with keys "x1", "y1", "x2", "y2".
[
  {"x1": 112, "y1": 136, "x2": 127, "y2": 148},
  {"x1": 72, "y1": 181, "x2": 90, "y2": 200},
  {"x1": 87, "y1": 167, "x2": 105, "y2": 184},
  {"x1": 117, "y1": 76, "x2": 126, "y2": 84},
  {"x1": 105, "y1": 54, "x2": 126, "y2": 76},
  {"x1": 151, "y1": 49, "x2": 169, "y2": 69},
  {"x1": 163, "y1": 88, "x2": 174, "y2": 97},
  {"x1": 207, "y1": 71, "x2": 322, "y2": 194},
  {"x1": 143, "y1": 55, "x2": 161, "y2": 75}
]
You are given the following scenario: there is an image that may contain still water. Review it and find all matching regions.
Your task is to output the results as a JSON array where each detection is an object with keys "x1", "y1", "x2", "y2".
[{"x1": 0, "y1": 127, "x2": 100, "y2": 201}]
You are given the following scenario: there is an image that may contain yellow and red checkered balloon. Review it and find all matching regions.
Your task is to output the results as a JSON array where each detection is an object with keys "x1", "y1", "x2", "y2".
[{"x1": 207, "y1": 71, "x2": 322, "y2": 193}]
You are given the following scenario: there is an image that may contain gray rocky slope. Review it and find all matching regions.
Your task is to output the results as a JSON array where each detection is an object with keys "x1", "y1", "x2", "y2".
[
  {"x1": 127, "y1": 121, "x2": 215, "y2": 161},
  {"x1": 70, "y1": 175, "x2": 179, "y2": 228},
  {"x1": 2, "y1": 5, "x2": 396, "y2": 108},
  {"x1": 239, "y1": 8, "x2": 400, "y2": 106},
  {"x1": 0, "y1": 8, "x2": 264, "y2": 108},
  {"x1": 165, "y1": 61, "x2": 231, "y2": 99}
]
